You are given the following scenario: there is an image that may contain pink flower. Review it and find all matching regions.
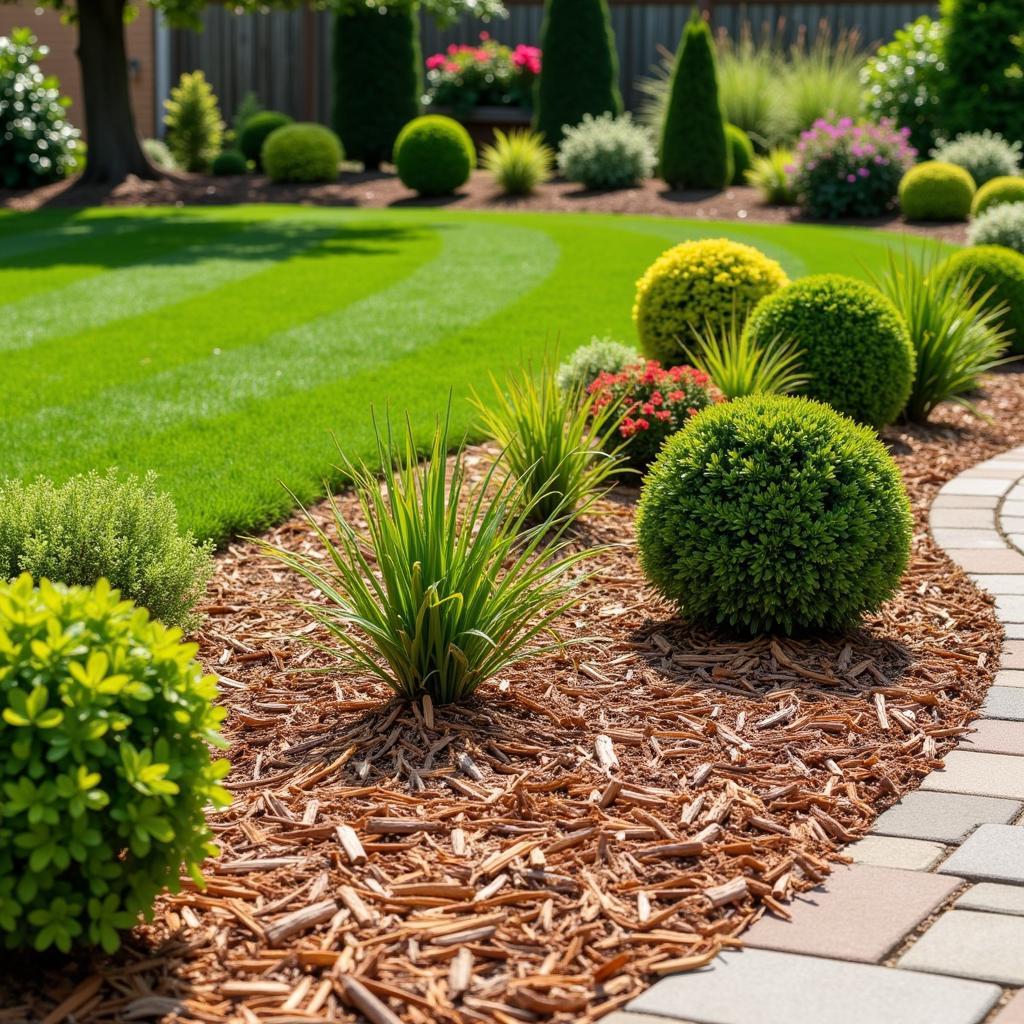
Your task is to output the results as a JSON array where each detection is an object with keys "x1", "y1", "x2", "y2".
[{"x1": 426, "y1": 54, "x2": 447, "y2": 70}]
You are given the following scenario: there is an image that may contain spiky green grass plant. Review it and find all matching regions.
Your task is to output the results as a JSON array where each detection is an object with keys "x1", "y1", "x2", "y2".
[
  {"x1": 746, "y1": 148, "x2": 797, "y2": 205},
  {"x1": 481, "y1": 129, "x2": 553, "y2": 197},
  {"x1": 262, "y1": 410, "x2": 594, "y2": 705}
]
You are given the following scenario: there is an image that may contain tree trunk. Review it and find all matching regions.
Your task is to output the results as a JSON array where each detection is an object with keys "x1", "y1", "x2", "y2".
[{"x1": 75, "y1": 0, "x2": 161, "y2": 184}]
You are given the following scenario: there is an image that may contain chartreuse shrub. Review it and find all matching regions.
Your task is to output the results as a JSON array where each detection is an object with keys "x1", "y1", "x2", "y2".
[
  {"x1": 726, "y1": 124, "x2": 754, "y2": 185},
  {"x1": 555, "y1": 337, "x2": 640, "y2": 393},
  {"x1": 239, "y1": 110, "x2": 293, "y2": 169},
  {"x1": 556, "y1": 113, "x2": 655, "y2": 189},
  {"x1": 394, "y1": 115, "x2": 474, "y2": 196},
  {"x1": 481, "y1": 128, "x2": 553, "y2": 196},
  {"x1": 973, "y1": 177, "x2": 1024, "y2": 217},
  {"x1": 933, "y1": 132, "x2": 1022, "y2": 188},
  {"x1": 898, "y1": 161, "x2": 975, "y2": 221},
  {"x1": 0, "y1": 574, "x2": 230, "y2": 953},
  {"x1": 635, "y1": 395, "x2": 913, "y2": 635},
  {"x1": 0, "y1": 470, "x2": 212, "y2": 629},
  {"x1": 661, "y1": 12, "x2": 729, "y2": 191},
  {"x1": 970, "y1": 203, "x2": 1024, "y2": 255},
  {"x1": 163, "y1": 71, "x2": 223, "y2": 173},
  {"x1": 263, "y1": 412, "x2": 593, "y2": 705},
  {"x1": 211, "y1": 149, "x2": 247, "y2": 176},
  {"x1": 746, "y1": 147, "x2": 797, "y2": 205},
  {"x1": 262, "y1": 123, "x2": 343, "y2": 184},
  {"x1": 936, "y1": 246, "x2": 1024, "y2": 354},
  {"x1": 633, "y1": 239, "x2": 789, "y2": 364},
  {"x1": 744, "y1": 275, "x2": 914, "y2": 427}
]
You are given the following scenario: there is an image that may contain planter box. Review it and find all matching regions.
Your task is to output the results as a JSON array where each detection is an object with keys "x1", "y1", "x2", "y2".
[{"x1": 430, "y1": 105, "x2": 533, "y2": 153}]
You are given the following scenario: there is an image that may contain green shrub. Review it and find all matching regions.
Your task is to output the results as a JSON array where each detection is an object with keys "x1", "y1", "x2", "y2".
[
  {"x1": 230, "y1": 90, "x2": 263, "y2": 140},
  {"x1": 860, "y1": 16, "x2": 946, "y2": 153},
  {"x1": 635, "y1": 395, "x2": 912, "y2": 635},
  {"x1": 0, "y1": 28, "x2": 80, "y2": 187},
  {"x1": 332, "y1": 5, "x2": 420, "y2": 170},
  {"x1": 239, "y1": 110, "x2": 293, "y2": 170},
  {"x1": 555, "y1": 337, "x2": 640, "y2": 392},
  {"x1": 394, "y1": 114, "x2": 474, "y2": 196},
  {"x1": 744, "y1": 275, "x2": 914, "y2": 427},
  {"x1": 973, "y1": 176, "x2": 1024, "y2": 216},
  {"x1": 556, "y1": 112, "x2": 655, "y2": 189},
  {"x1": 262, "y1": 413, "x2": 593, "y2": 705},
  {"x1": 745, "y1": 147, "x2": 797, "y2": 205},
  {"x1": 932, "y1": 131, "x2": 1022, "y2": 187},
  {"x1": 0, "y1": 470, "x2": 213, "y2": 629},
  {"x1": 661, "y1": 12, "x2": 730, "y2": 190},
  {"x1": 935, "y1": 245, "x2": 1024, "y2": 354},
  {"x1": 969, "y1": 202, "x2": 1024, "y2": 255},
  {"x1": 534, "y1": 0, "x2": 622, "y2": 146},
  {"x1": 726, "y1": 124, "x2": 754, "y2": 185},
  {"x1": 0, "y1": 574, "x2": 230, "y2": 954},
  {"x1": 261, "y1": 122, "x2": 343, "y2": 184},
  {"x1": 211, "y1": 149, "x2": 247, "y2": 176},
  {"x1": 481, "y1": 128, "x2": 553, "y2": 196},
  {"x1": 163, "y1": 70, "x2": 223, "y2": 173},
  {"x1": 898, "y1": 161, "x2": 975, "y2": 221},
  {"x1": 633, "y1": 238, "x2": 789, "y2": 364},
  {"x1": 142, "y1": 138, "x2": 176, "y2": 171}
]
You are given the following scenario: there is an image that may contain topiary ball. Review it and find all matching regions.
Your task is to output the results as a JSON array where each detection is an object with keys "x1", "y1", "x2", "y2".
[
  {"x1": 633, "y1": 238, "x2": 789, "y2": 364},
  {"x1": 635, "y1": 395, "x2": 912, "y2": 635},
  {"x1": 725, "y1": 124, "x2": 754, "y2": 186},
  {"x1": 0, "y1": 575, "x2": 230, "y2": 954},
  {"x1": 972, "y1": 175, "x2": 1024, "y2": 217},
  {"x1": 239, "y1": 111, "x2": 293, "y2": 169},
  {"x1": 394, "y1": 115, "x2": 476, "y2": 197},
  {"x1": 935, "y1": 245, "x2": 1024, "y2": 354},
  {"x1": 262, "y1": 123, "x2": 343, "y2": 183},
  {"x1": 211, "y1": 150, "x2": 248, "y2": 176},
  {"x1": 898, "y1": 160, "x2": 975, "y2": 221},
  {"x1": 744, "y1": 274, "x2": 914, "y2": 427}
]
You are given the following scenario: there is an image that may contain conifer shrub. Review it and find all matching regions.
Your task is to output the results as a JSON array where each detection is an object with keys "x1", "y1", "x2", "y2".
[
  {"x1": 0, "y1": 575, "x2": 230, "y2": 954},
  {"x1": 635, "y1": 395, "x2": 913, "y2": 634},
  {"x1": 936, "y1": 246, "x2": 1024, "y2": 353},
  {"x1": 726, "y1": 124, "x2": 754, "y2": 185},
  {"x1": 262, "y1": 123, "x2": 343, "y2": 183},
  {"x1": 898, "y1": 160, "x2": 975, "y2": 221},
  {"x1": 163, "y1": 70, "x2": 223, "y2": 173},
  {"x1": 394, "y1": 114, "x2": 475, "y2": 195},
  {"x1": 973, "y1": 176, "x2": 1024, "y2": 217},
  {"x1": 239, "y1": 111, "x2": 293, "y2": 169},
  {"x1": 743, "y1": 275, "x2": 914, "y2": 427}
]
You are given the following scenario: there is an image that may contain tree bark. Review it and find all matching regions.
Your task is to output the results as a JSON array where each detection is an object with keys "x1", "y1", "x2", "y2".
[{"x1": 75, "y1": 0, "x2": 161, "y2": 184}]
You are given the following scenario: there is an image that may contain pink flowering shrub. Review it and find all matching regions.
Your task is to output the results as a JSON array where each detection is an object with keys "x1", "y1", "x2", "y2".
[
  {"x1": 588, "y1": 361, "x2": 717, "y2": 470},
  {"x1": 791, "y1": 117, "x2": 916, "y2": 219},
  {"x1": 425, "y1": 33, "x2": 541, "y2": 113}
]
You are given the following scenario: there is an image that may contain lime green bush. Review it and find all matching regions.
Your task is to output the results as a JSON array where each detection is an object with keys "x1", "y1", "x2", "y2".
[
  {"x1": 746, "y1": 147, "x2": 797, "y2": 205},
  {"x1": 262, "y1": 123, "x2": 343, "y2": 184},
  {"x1": 0, "y1": 575, "x2": 230, "y2": 953},
  {"x1": 898, "y1": 161, "x2": 975, "y2": 221},
  {"x1": 163, "y1": 70, "x2": 223, "y2": 173},
  {"x1": 211, "y1": 149, "x2": 247, "y2": 176},
  {"x1": 635, "y1": 395, "x2": 912, "y2": 634},
  {"x1": 394, "y1": 115, "x2": 475, "y2": 196},
  {"x1": 239, "y1": 110, "x2": 293, "y2": 169},
  {"x1": 936, "y1": 246, "x2": 1024, "y2": 354},
  {"x1": 481, "y1": 128, "x2": 552, "y2": 196},
  {"x1": 973, "y1": 176, "x2": 1024, "y2": 217},
  {"x1": 633, "y1": 238, "x2": 789, "y2": 364},
  {"x1": 726, "y1": 123, "x2": 754, "y2": 185},
  {"x1": 744, "y1": 275, "x2": 914, "y2": 427}
]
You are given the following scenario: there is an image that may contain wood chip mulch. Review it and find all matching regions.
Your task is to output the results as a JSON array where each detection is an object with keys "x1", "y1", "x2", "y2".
[{"x1": 2, "y1": 367, "x2": 1022, "y2": 1024}]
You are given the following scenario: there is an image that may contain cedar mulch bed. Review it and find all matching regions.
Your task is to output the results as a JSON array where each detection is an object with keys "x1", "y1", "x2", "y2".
[
  {"x1": 3, "y1": 369, "x2": 1023, "y2": 1024},
  {"x1": 1, "y1": 173, "x2": 968, "y2": 244}
]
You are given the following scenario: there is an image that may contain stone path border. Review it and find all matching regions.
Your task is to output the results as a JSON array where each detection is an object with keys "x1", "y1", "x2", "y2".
[{"x1": 605, "y1": 445, "x2": 1024, "y2": 1024}]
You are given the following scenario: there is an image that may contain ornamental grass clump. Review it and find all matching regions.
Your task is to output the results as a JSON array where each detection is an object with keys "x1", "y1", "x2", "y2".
[
  {"x1": 555, "y1": 337, "x2": 640, "y2": 393},
  {"x1": 0, "y1": 575, "x2": 230, "y2": 954},
  {"x1": 635, "y1": 395, "x2": 913, "y2": 635},
  {"x1": 263, "y1": 413, "x2": 594, "y2": 705},
  {"x1": 746, "y1": 147, "x2": 798, "y2": 205},
  {"x1": 481, "y1": 128, "x2": 553, "y2": 196}
]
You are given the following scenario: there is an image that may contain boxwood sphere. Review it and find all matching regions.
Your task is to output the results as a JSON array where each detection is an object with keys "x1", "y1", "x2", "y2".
[
  {"x1": 239, "y1": 111, "x2": 293, "y2": 169},
  {"x1": 633, "y1": 238, "x2": 789, "y2": 364},
  {"x1": 211, "y1": 149, "x2": 248, "y2": 176},
  {"x1": 744, "y1": 274, "x2": 914, "y2": 427},
  {"x1": 726, "y1": 124, "x2": 754, "y2": 185},
  {"x1": 262, "y1": 123, "x2": 343, "y2": 183},
  {"x1": 972, "y1": 176, "x2": 1024, "y2": 217},
  {"x1": 898, "y1": 161, "x2": 975, "y2": 221},
  {"x1": 635, "y1": 395, "x2": 912, "y2": 635},
  {"x1": 394, "y1": 115, "x2": 476, "y2": 196}
]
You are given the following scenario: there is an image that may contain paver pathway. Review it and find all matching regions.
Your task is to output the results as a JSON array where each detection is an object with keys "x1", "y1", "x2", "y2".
[{"x1": 607, "y1": 445, "x2": 1024, "y2": 1024}]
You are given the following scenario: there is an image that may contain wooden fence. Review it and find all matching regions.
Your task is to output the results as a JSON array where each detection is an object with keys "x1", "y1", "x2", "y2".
[{"x1": 170, "y1": 0, "x2": 936, "y2": 127}]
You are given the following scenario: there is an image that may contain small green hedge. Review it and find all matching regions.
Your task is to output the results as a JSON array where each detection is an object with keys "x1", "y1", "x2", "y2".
[
  {"x1": 726, "y1": 124, "x2": 754, "y2": 186},
  {"x1": 972, "y1": 176, "x2": 1024, "y2": 217},
  {"x1": 635, "y1": 395, "x2": 912, "y2": 634},
  {"x1": 239, "y1": 111, "x2": 293, "y2": 169},
  {"x1": 394, "y1": 115, "x2": 475, "y2": 196},
  {"x1": 744, "y1": 274, "x2": 914, "y2": 427},
  {"x1": 898, "y1": 161, "x2": 975, "y2": 221},
  {"x1": 262, "y1": 123, "x2": 343, "y2": 183},
  {"x1": 211, "y1": 150, "x2": 247, "y2": 176}
]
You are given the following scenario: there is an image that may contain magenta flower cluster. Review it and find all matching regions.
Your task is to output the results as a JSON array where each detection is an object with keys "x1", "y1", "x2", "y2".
[
  {"x1": 790, "y1": 117, "x2": 916, "y2": 219},
  {"x1": 424, "y1": 33, "x2": 541, "y2": 113}
]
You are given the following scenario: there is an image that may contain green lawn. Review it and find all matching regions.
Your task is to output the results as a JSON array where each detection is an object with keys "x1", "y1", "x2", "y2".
[{"x1": 1, "y1": 205, "x2": 949, "y2": 542}]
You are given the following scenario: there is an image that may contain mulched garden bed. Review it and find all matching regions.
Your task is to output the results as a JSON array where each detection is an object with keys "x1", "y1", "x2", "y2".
[
  {"x1": 3, "y1": 369, "x2": 1022, "y2": 1024},
  {"x1": 1, "y1": 172, "x2": 968, "y2": 244}
]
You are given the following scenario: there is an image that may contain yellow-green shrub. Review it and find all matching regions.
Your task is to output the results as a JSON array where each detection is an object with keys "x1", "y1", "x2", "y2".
[
  {"x1": 973, "y1": 176, "x2": 1024, "y2": 217},
  {"x1": 898, "y1": 161, "x2": 975, "y2": 221}
]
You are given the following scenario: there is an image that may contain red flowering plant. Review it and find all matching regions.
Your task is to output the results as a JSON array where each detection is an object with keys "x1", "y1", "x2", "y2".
[
  {"x1": 587, "y1": 361, "x2": 717, "y2": 470},
  {"x1": 424, "y1": 33, "x2": 541, "y2": 113}
]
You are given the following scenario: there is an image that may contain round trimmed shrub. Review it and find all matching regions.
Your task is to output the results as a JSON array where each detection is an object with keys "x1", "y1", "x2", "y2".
[
  {"x1": 635, "y1": 395, "x2": 913, "y2": 635},
  {"x1": 898, "y1": 161, "x2": 975, "y2": 221},
  {"x1": 0, "y1": 574, "x2": 230, "y2": 954},
  {"x1": 262, "y1": 122, "x2": 343, "y2": 184},
  {"x1": 969, "y1": 202, "x2": 1024, "y2": 255},
  {"x1": 726, "y1": 123, "x2": 754, "y2": 186},
  {"x1": 239, "y1": 110, "x2": 293, "y2": 169},
  {"x1": 211, "y1": 149, "x2": 247, "y2": 176},
  {"x1": 935, "y1": 245, "x2": 1024, "y2": 354},
  {"x1": 972, "y1": 176, "x2": 1024, "y2": 217},
  {"x1": 394, "y1": 115, "x2": 475, "y2": 196},
  {"x1": 633, "y1": 239, "x2": 789, "y2": 364},
  {"x1": 744, "y1": 275, "x2": 914, "y2": 427}
]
